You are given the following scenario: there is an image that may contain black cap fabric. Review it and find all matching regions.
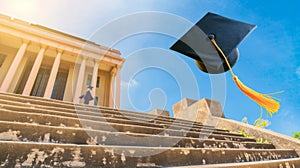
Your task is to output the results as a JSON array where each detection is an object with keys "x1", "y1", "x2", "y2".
[{"x1": 170, "y1": 12, "x2": 256, "y2": 74}]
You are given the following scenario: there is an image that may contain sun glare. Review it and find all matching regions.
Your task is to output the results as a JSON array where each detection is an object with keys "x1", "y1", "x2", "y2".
[{"x1": 2, "y1": 0, "x2": 37, "y2": 19}]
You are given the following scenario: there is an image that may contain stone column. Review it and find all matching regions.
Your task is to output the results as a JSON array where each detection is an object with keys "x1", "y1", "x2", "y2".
[
  {"x1": 22, "y1": 45, "x2": 47, "y2": 95},
  {"x1": 115, "y1": 65, "x2": 122, "y2": 108},
  {"x1": 0, "y1": 40, "x2": 29, "y2": 92},
  {"x1": 63, "y1": 65, "x2": 74, "y2": 102},
  {"x1": 108, "y1": 67, "x2": 117, "y2": 108},
  {"x1": 44, "y1": 49, "x2": 63, "y2": 98},
  {"x1": 89, "y1": 60, "x2": 100, "y2": 105},
  {"x1": 73, "y1": 56, "x2": 88, "y2": 104}
]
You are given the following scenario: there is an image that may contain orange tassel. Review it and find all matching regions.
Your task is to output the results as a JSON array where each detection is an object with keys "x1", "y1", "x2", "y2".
[
  {"x1": 233, "y1": 76, "x2": 280, "y2": 115},
  {"x1": 209, "y1": 38, "x2": 281, "y2": 115}
]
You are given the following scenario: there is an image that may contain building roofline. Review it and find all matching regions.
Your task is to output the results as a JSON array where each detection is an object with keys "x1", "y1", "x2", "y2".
[
  {"x1": 0, "y1": 13, "x2": 121, "y2": 55},
  {"x1": 31, "y1": 23, "x2": 121, "y2": 55}
]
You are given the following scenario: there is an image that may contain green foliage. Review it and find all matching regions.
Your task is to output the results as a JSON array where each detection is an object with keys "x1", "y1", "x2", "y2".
[
  {"x1": 241, "y1": 117, "x2": 248, "y2": 124},
  {"x1": 237, "y1": 103, "x2": 283, "y2": 144},
  {"x1": 231, "y1": 127, "x2": 271, "y2": 144},
  {"x1": 256, "y1": 138, "x2": 270, "y2": 144},
  {"x1": 240, "y1": 117, "x2": 270, "y2": 129},
  {"x1": 240, "y1": 128, "x2": 248, "y2": 138},
  {"x1": 253, "y1": 118, "x2": 270, "y2": 128},
  {"x1": 242, "y1": 108, "x2": 270, "y2": 129},
  {"x1": 230, "y1": 128, "x2": 253, "y2": 139},
  {"x1": 292, "y1": 132, "x2": 300, "y2": 139},
  {"x1": 238, "y1": 117, "x2": 271, "y2": 144},
  {"x1": 256, "y1": 138, "x2": 263, "y2": 143},
  {"x1": 264, "y1": 139, "x2": 270, "y2": 144}
]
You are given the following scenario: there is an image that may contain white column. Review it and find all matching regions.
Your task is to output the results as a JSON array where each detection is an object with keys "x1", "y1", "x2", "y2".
[
  {"x1": 115, "y1": 65, "x2": 122, "y2": 109},
  {"x1": 89, "y1": 60, "x2": 99, "y2": 105},
  {"x1": 63, "y1": 65, "x2": 74, "y2": 102},
  {"x1": 73, "y1": 56, "x2": 87, "y2": 103},
  {"x1": 44, "y1": 49, "x2": 63, "y2": 98},
  {"x1": 108, "y1": 67, "x2": 117, "y2": 108},
  {"x1": 0, "y1": 40, "x2": 29, "y2": 92},
  {"x1": 22, "y1": 45, "x2": 46, "y2": 95}
]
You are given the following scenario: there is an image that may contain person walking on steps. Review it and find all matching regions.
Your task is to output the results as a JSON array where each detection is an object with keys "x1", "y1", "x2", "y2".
[{"x1": 79, "y1": 86, "x2": 94, "y2": 105}]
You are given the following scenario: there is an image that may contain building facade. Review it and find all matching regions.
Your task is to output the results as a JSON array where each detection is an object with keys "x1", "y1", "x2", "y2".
[{"x1": 0, "y1": 14, "x2": 124, "y2": 108}]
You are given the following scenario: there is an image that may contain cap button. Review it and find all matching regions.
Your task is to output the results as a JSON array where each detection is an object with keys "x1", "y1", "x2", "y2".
[{"x1": 208, "y1": 33, "x2": 215, "y2": 40}]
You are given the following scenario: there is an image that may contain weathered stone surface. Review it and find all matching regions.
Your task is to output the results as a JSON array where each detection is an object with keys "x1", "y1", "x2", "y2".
[
  {"x1": 0, "y1": 92, "x2": 299, "y2": 167},
  {"x1": 172, "y1": 98, "x2": 224, "y2": 124},
  {"x1": 174, "y1": 158, "x2": 300, "y2": 168},
  {"x1": 173, "y1": 98, "x2": 197, "y2": 119},
  {"x1": 0, "y1": 94, "x2": 208, "y2": 129},
  {"x1": 0, "y1": 121, "x2": 275, "y2": 149},
  {"x1": 0, "y1": 142, "x2": 298, "y2": 168},
  {"x1": 149, "y1": 109, "x2": 170, "y2": 117},
  {"x1": 215, "y1": 117, "x2": 300, "y2": 156}
]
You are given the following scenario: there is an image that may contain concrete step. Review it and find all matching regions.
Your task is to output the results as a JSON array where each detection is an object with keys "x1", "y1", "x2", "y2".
[
  {"x1": 0, "y1": 95, "x2": 223, "y2": 130},
  {"x1": 0, "y1": 93, "x2": 299, "y2": 167},
  {"x1": 173, "y1": 158, "x2": 300, "y2": 168},
  {"x1": 0, "y1": 100, "x2": 227, "y2": 134},
  {"x1": 0, "y1": 109, "x2": 256, "y2": 142},
  {"x1": 0, "y1": 92, "x2": 218, "y2": 129},
  {"x1": 0, "y1": 141, "x2": 298, "y2": 168},
  {"x1": 0, "y1": 121, "x2": 275, "y2": 149},
  {"x1": 0, "y1": 103, "x2": 238, "y2": 141},
  {"x1": 0, "y1": 93, "x2": 213, "y2": 131},
  {"x1": 0, "y1": 92, "x2": 173, "y2": 121}
]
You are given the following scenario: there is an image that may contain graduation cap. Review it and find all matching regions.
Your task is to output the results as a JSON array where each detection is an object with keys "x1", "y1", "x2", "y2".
[
  {"x1": 88, "y1": 85, "x2": 93, "y2": 89},
  {"x1": 170, "y1": 12, "x2": 281, "y2": 115},
  {"x1": 170, "y1": 12, "x2": 256, "y2": 74}
]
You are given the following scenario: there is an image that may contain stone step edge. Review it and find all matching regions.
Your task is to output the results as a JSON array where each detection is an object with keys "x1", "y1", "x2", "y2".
[
  {"x1": 1, "y1": 141, "x2": 297, "y2": 168},
  {"x1": 0, "y1": 119, "x2": 252, "y2": 143},
  {"x1": 0, "y1": 109, "x2": 254, "y2": 141},
  {"x1": 0, "y1": 92, "x2": 220, "y2": 129},
  {"x1": 0, "y1": 120, "x2": 274, "y2": 148},
  {"x1": 0, "y1": 97, "x2": 212, "y2": 130},
  {"x1": 0, "y1": 91, "x2": 76, "y2": 106},
  {"x1": 0, "y1": 92, "x2": 174, "y2": 121},
  {"x1": 0, "y1": 140, "x2": 296, "y2": 152},
  {"x1": 0, "y1": 102, "x2": 222, "y2": 133},
  {"x1": 215, "y1": 117, "x2": 300, "y2": 157},
  {"x1": 171, "y1": 158, "x2": 300, "y2": 168}
]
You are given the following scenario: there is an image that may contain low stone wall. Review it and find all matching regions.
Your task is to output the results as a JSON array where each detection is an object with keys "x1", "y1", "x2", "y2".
[
  {"x1": 173, "y1": 97, "x2": 300, "y2": 156},
  {"x1": 149, "y1": 109, "x2": 170, "y2": 117},
  {"x1": 172, "y1": 98, "x2": 224, "y2": 124},
  {"x1": 215, "y1": 117, "x2": 300, "y2": 156}
]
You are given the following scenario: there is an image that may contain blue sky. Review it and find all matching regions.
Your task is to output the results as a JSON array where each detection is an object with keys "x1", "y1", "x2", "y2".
[{"x1": 0, "y1": 0, "x2": 299, "y2": 136}]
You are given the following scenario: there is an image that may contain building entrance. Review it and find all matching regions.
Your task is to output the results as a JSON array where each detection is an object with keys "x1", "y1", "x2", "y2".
[
  {"x1": 16, "y1": 63, "x2": 68, "y2": 100},
  {"x1": 50, "y1": 70, "x2": 68, "y2": 100}
]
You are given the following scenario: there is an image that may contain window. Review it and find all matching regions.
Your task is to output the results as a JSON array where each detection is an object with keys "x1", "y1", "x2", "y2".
[
  {"x1": 94, "y1": 96, "x2": 98, "y2": 106},
  {"x1": 0, "y1": 54, "x2": 6, "y2": 68},
  {"x1": 86, "y1": 74, "x2": 92, "y2": 86},
  {"x1": 86, "y1": 75, "x2": 100, "y2": 88},
  {"x1": 96, "y1": 76, "x2": 100, "y2": 88}
]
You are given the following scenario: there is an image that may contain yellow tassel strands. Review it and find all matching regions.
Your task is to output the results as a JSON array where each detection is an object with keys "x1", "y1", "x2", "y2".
[{"x1": 209, "y1": 38, "x2": 280, "y2": 115}]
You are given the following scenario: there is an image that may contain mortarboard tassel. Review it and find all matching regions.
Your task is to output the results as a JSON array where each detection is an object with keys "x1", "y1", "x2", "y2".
[{"x1": 209, "y1": 37, "x2": 280, "y2": 116}]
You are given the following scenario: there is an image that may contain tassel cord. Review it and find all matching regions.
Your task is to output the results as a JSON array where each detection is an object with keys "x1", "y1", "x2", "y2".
[
  {"x1": 210, "y1": 39, "x2": 235, "y2": 77},
  {"x1": 208, "y1": 38, "x2": 280, "y2": 114}
]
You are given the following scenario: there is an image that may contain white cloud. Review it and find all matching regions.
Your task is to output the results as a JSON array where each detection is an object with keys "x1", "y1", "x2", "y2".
[
  {"x1": 121, "y1": 79, "x2": 139, "y2": 89},
  {"x1": 296, "y1": 66, "x2": 300, "y2": 79},
  {"x1": 278, "y1": 109, "x2": 290, "y2": 118}
]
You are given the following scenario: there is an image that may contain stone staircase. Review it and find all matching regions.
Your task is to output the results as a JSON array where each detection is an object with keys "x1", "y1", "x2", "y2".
[{"x1": 0, "y1": 92, "x2": 299, "y2": 167}]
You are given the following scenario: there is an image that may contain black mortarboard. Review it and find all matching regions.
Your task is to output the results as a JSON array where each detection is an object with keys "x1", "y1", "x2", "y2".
[
  {"x1": 170, "y1": 12, "x2": 256, "y2": 74},
  {"x1": 88, "y1": 85, "x2": 93, "y2": 89}
]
